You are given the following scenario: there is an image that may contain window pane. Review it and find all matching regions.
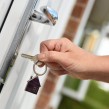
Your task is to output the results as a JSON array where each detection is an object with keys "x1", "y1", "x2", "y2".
[{"x1": 0, "y1": 0, "x2": 13, "y2": 32}]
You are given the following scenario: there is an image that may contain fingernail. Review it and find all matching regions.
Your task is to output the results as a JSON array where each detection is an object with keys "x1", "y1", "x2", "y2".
[{"x1": 37, "y1": 53, "x2": 46, "y2": 61}]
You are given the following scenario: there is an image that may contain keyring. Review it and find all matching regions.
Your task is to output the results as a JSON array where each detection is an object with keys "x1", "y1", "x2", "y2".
[{"x1": 33, "y1": 61, "x2": 47, "y2": 76}]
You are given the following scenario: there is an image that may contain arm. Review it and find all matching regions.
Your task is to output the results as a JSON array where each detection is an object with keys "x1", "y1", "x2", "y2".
[
  {"x1": 88, "y1": 56, "x2": 109, "y2": 82},
  {"x1": 37, "y1": 38, "x2": 109, "y2": 83}
]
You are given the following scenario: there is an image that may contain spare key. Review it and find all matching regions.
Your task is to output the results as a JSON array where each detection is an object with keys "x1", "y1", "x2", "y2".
[{"x1": 21, "y1": 53, "x2": 47, "y2": 95}]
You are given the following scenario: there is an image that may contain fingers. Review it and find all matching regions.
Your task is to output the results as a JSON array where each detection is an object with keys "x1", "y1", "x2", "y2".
[
  {"x1": 37, "y1": 51, "x2": 72, "y2": 67},
  {"x1": 40, "y1": 39, "x2": 59, "y2": 53},
  {"x1": 46, "y1": 62, "x2": 63, "y2": 70},
  {"x1": 40, "y1": 38, "x2": 73, "y2": 53},
  {"x1": 49, "y1": 69, "x2": 67, "y2": 75},
  {"x1": 38, "y1": 51, "x2": 64, "y2": 62}
]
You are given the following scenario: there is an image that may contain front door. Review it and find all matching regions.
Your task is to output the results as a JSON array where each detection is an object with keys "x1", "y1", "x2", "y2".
[{"x1": 0, "y1": 0, "x2": 75, "y2": 109}]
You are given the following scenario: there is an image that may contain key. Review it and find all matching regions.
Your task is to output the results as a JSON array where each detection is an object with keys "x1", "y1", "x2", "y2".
[
  {"x1": 21, "y1": 53, "x2": 47, "y2": 95},
  {"x1": 21, "y1": 53, "x2": 45, "y2": 67},
  {"x1": 25, "y1": 76, "x2": 41, "y2": 94},
  {"x1": 21, "y1": 53, "x2": 44, "y2": 66},
  {"x1": 21, "y1": 54, "x2": 38, "y2": 62}
]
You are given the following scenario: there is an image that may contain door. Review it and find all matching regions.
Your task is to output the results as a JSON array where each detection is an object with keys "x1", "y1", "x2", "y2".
[
  {"x1": 0, "y1": 0, "x2": 14, "y2": 31},
  {"x1": 0, "y1": 0, "x2": 75, "y2": 109}
]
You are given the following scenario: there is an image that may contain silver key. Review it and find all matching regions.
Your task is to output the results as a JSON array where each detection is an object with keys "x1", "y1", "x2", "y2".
[
  {"x1": 21, "y1": 53, "x2": 44, "y2": 66},
  {"x1": 21, "y1": 53, "x2": 47, "y2": 76},
  {"x1": 21, "y1": 54, "x2": 38, "y2": 62}
]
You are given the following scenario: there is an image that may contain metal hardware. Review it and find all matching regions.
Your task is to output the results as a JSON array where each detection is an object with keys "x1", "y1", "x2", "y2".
[
  {"x1": 21, "y1": 54, "x2": 38, "y2": 62},
  {"x1": 33, "y1": 61, "x2": 47, "y2": 76},
  {"x1": 30, "y1": 6, "x2": 58, "y2": 26},
  {"x1": 21, "y1": 53, "x2": 44, "y2": 66},
  {"x1": 21, "y1": 53, "x2": 47, "y2": 76}
]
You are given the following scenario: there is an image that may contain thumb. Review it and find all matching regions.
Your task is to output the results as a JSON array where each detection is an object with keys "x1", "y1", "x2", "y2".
[{"x1": 37, "y1": 51, "x2": 68, "y2": 65}]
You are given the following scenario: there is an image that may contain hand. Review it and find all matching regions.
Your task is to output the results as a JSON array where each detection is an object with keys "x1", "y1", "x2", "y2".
[{"x1": 37, "y1": 38, "x2": 97, "y2": 79}]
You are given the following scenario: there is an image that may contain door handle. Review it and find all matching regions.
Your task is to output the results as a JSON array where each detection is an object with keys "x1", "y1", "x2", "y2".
[{"x1": 30, "y1": 6, "x2": 58, "y2": 26}]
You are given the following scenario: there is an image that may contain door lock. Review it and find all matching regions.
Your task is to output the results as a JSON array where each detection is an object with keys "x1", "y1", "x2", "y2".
[{"x1": 30, "y1": 6, "x2": 58, "y2": 26}]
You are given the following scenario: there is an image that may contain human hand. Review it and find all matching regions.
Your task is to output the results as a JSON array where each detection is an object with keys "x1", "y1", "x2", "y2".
[{"x1": 37, "y1": 38, "x2": 97, "y2": 79}]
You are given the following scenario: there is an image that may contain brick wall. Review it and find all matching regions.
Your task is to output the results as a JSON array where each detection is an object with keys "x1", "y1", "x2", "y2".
[
  {"x1": 63, "y1": 0, "x2": 88, "y2": 40},
  {"x1": 35, "y1": 0, "x2": 89, "y2": 109}
]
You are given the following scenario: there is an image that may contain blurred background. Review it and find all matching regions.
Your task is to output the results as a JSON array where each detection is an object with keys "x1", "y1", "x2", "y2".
[{"x1": 36, "y1": 0, "x2": 109, "y2": 109}]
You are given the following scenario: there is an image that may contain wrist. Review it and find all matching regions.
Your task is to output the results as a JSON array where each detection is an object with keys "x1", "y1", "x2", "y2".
[{"x1": 81, "y1": 54, "x2": 98, "y2": 80}]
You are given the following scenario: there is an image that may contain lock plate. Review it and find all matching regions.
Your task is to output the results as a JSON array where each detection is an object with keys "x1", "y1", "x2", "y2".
[{"x1": 0, "y1": 0, "x2": 39, "y2": 89}]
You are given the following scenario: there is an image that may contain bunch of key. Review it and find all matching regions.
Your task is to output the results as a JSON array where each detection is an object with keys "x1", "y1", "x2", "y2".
[{"x1": 21, "y1": 54, "x2": 47, "y2": 95}]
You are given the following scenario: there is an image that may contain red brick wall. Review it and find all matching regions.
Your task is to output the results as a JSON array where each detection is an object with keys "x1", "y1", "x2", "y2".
[
  {"x1": 63, "y1": 0, "x2": 88, "y2": 40},
  {"x1": 35, "y1": 0, "x2": 88, "y2": 109}
]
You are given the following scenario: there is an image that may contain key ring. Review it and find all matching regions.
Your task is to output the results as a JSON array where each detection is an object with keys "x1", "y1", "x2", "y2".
[{"x1": 33, "y1": 61, "x2": 47, "y2": 76}]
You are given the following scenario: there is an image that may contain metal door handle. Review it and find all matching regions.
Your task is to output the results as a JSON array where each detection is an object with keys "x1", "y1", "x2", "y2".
[{"x1": 30, "y1": 6, "x2": 58, "y2": 26}]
